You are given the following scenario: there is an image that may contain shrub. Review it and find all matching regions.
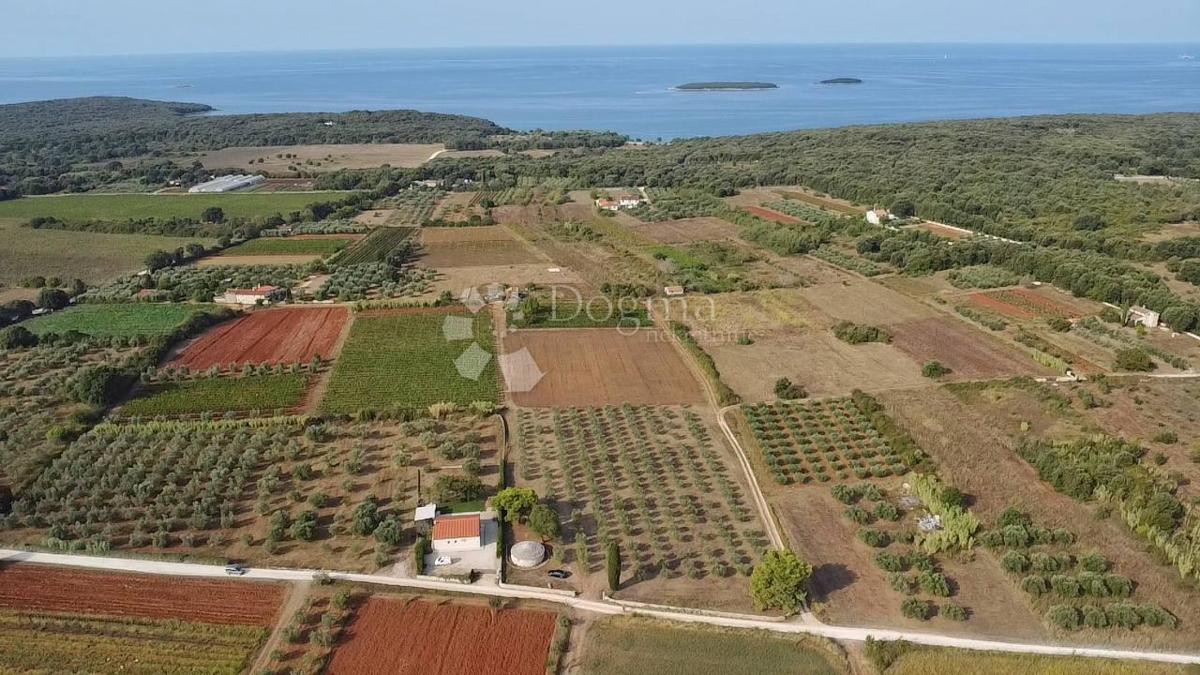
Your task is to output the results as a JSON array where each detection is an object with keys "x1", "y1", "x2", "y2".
[
  {"x1": 942, "y1": 603, "x2": 968, "y2": 621},
  {"x1": 918, "y1": 571, "x2": 951, "y2": 597},
  {"x1": 875, "y1": 552, "x2": 907, "y2": 573},
  {"x1": 1114, "y1": 347, "x2": 1155, "y2": 372},
  {"x1": 1152, "y1": 430, "x2": 1178, "y2": 445},
  {"x1": 874, "y1": 502, "x2": 901, "y2": 521},
  {"x1": 606, "y1": 540, "x2": 621, "y2": 591},
  {"x1": 833, "y1": 322, "x2": 890, "y2": 344},
  {"x1": 1001, "y1": 550, "x2": 1030, "y2": 574},
  {"x1": 1079, "y1": 552, "x2": 1109, "y2": 573},
  {"x1": 864, "y1": 637, "x2": 916, "y2": 672},
  {"x1": 1021, "y1": 575, "x2": 1050, "y2": 598},
  {"x1": 844, "y1": 506, "x2": 872, "y2": 525},
  {"x1": 921, "y1": 361, "x2": 950, "y2": 378},
  {"x1": 1083, "y1": 605, "x2": 1110, "y2": 629},
  {"x1": 1047, "y1": 604, "x2": 1081, "y2": 630},
  {"x1": 858, "y1": 528, "x2": 890, "y2": 548},
  {"x1": 749, "y1": 550, "x2": 813, "y2": 613},
  {"x1": 773, "y1": 377, "x2": 808, "y2": 400},
  {"x1": 900, "y1": 598, "x2": 932, "y2": 620}
]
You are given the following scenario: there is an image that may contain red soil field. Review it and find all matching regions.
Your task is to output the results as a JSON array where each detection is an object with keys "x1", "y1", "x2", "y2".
[
  {"x1": 0, "y1": 565, "x2": 283, "y2": 626},
  {"x1": 328, "y1": 598, "x2": 555, "y2": 675},
  {"x1": 745, "y1": 205, "x2": 802, "y2": 224},
  {"x1": 970, "y1": 288, "x2": 1081, "y2": 320},
  {"x1": 889, "y1": 317, "x2": 1052, "y2": 379},
  {"x1": 969, "y1": 292, "x2": 1036, "y2": 320},
  {"x1": 171, "y1": 306, "x2": 349, "y2": 370}
]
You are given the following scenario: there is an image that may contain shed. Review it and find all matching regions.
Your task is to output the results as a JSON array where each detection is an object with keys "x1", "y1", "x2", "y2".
[
  {"x1": 413, "y1": 503, "x2": 437, "y2": 523},
  {"x1": 1129, "y1": 306, "x2": 1160, "y2": 329}
]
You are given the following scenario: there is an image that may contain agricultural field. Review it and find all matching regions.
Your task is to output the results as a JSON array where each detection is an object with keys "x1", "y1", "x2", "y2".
[
  {"x1": 321, "y1": 309, "x2": 498, "y2": 413},
  {"x1": 170, "y1": 306, "x2": 349, "y2": 370},
  {"x1": 0, "y1": 565, "x2": 282, "y2": 675},
  {"x1": 327, "y1": 598, "x2": 556, "y2": 675},
  {"x1": 338, "y1": 227, "x2": 417, "y2": 265},
  {"x1": 87, "y1": 263, "x2": 307, "y2": 303},
  {"x1": 744, "y1": 205, "x2": 803, "y2": 224},
  {"x1": 418, "y1": 225, "x2": 544, "y2": 268},
  {"x1": 192, "y1": 143, "x2": 444, "y2": 172},
  {"x1": 21, "y1": 302, "x2": 223, "y2": 338},
  {"x1": 515, "y1": 405, "x2": 772, "y2": 610},
  {"x1": 970, "y1": 287, "x2": 1091, "y2": 320},
  {"x1": 875, "y1": 643, "x2": 1191, "y2": 675},
  {"x1": 431, "y1": 190, "x2": 490, "y2": 223},
  {"x1": 502, "y1": 328, "x2": 704, "y2": 407},
  {"x1": 218, "y1": 235, "x2": 355, "y2": 258},
  {"x1": 743, "y1": 399, "x2": 908, "y2": 485},
  {"x1": 2, "y1": 413, "x2": 500, "y2": 571},
  {"x1": 121, "y1": 372, "x2": 311, "y2": 416},
  {"x1": 579, "y1": 617, "x2": 847, "y2": 675},
  {"x1": 881, "y1": 384, "x2": 1200, "y2": 648},
  {"x1": 316, "y1": 261, "x2": 435, "y2": 301},
  {"x1": 0, "y1": 217, "x2": 213, "y2": 285},
  {"x1": 888, "y1": 317, "x2": 1053, "y2": 380},
  {"x1": 0, "y1": 192, "x2": 340, "y2": 223},
  {"x1": 368, "y1": 188, "x2": 446, "y2": 224},
  {"x1": 628, "y1": 216, "x2": 738, "y2": 244},
  {"x1": 734, "y1": 395, "x2": 1044, "y2": 636},
  {"x1": 0, "y1": 342, "x2": 144, "y2": 489}
]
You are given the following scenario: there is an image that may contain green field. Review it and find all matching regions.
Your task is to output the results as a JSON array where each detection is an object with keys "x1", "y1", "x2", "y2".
[
  {"x1": 22, "y1": 303, "x2": 220, "y2": 337},
  {"x1": 580, "y1": 618, "x2": 844, "y2": 675},
  {"x1": 0, "y1": 192, "x2": 345, "y2": 223},
  {"x1": 339, "y1": 227, "x2": 416, "y2": 265},
  {"x1": 0, "y1": 612, "x2": 265, "y2": 675},
  {"x1": 0, "y1": 219, "x2": 213, "y2": 285},
  {"x1": 320, "y1": 310, "x2": 498, "y2": 413},
  {"x1": 220, "y1": 237, "x2": 353, "y2": 257},
  {"x1": 885, "y1": 647, "x2": 1189, "y2": 675},
  {"x1": 122, "y1": 373, "x2": 310, "y2": 416}
]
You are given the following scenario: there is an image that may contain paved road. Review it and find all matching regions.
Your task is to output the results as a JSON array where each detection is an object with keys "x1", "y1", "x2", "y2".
[{"x1": 6, "y1": 549, "x2": 1200, "y2": 665}]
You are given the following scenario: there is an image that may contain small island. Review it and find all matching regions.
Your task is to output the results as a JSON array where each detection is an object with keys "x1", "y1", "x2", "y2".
[
  {"x1": 676, "y1": 81, "x2": 778, "y2": 91},
  {"x1": 820, "y1": 77, "x2": 863, "y2": 85}
]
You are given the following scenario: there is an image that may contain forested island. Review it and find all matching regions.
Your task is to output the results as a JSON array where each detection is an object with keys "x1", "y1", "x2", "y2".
[
  {"x1": 675, "y1": 82, "x2": 778, "y2": 91},
  {"x1": 820, "y1": 78, "x2": 863, "y2": 85}
]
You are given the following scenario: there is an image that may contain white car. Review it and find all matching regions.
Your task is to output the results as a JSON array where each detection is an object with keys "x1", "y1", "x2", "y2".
[{"x1": 433, "y1": 556, "x2": 452, "y2": 567}]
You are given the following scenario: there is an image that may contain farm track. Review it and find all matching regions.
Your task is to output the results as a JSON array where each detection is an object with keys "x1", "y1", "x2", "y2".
[
  {"x1": 5, "y1": 549, "x2": 1200, "y2": 666},
  {"x1": 645, "y1": 301, "x2": 787, "y2": 554}
]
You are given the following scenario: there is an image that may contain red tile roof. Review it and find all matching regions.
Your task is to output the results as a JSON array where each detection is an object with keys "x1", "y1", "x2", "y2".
[{"x1": 432, "y1": 514, "x2": 481, "y2": 540}]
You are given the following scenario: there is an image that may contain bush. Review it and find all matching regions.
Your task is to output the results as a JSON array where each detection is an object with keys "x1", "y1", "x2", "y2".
[
  {"x1": 833, "y1": 321, "x2": 890, "y2": 344},
  {"x1": 749, "y1": 550, "x2": 813, "y2": 613},
  {"x1": 606, "y1": 540, "x2": 621, "y2": 591},
  {"x1": 942, "y1": 603, "x2": 968, "y2": 621},
  {"x1": 1047, "y1": 604, "x2": 1081, "y2": 630},
  {"x1": 773, "y1": 377, "x2": 807, "y2": 400},
  {"x1": 875, "y1": 552, "x2": 907, "y2": 573},
  {"x1": 858, "y1": 528, "x2": 890, "y2": 548},
  {"x1": 900, "y1": 598, "x2": 933, "y2": 620},
  {"x1": 1001, "y1": 550, "x2": 1030, "y2": 574},
  {"x1": 1046, "y1": 316, "x2": 1072, "y2": 332},
  {"x1": 1114, "y1": 347, "x2": 1155, "y2": 372},
  {"x1": 921, "y1": 361, "x2": 950, "y2": 378},
  {"x1": 918, "y1": 571, "x2": 951, "y2": 597},
  {"x1": 0, "y1": 325, "x2": 38, "y2": 349},
  {"x1": 864, "y1": 637, "x2": 916, "y2": 672},
  {"x1": 1079, "y1": 552, "x2": 1109, "y2": 573}
]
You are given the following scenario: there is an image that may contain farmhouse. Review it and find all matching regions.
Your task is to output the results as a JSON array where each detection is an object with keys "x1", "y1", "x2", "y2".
[
  {"x1": 215, "y1": 285, "x2": 284, "y2": 306},
  {"x1": 865, "y1": 208, "x2": 894, "y2": 225},
  {"x1": 431, "y1": 514, "x2": 482, "y2": 552},
  {"x1": 1129, "y1": 306, "x2": 1161, "y2": 329},
  {"x1": 596, "y1": 193, "x2": 645, "y2": 211},
  {"x1": 188, "y1": 174, "x2": 266, "y2": 194}
]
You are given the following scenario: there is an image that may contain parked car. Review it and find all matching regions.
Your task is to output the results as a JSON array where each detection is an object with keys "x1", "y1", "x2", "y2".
[
  {"x1": 433, "y1": 556, "x2": 453, "y2": 567},
  {"x1": 548, "y1": 569, "x2": 571, "y2": 579},
  {"x1": 224, "y1": 564, "x2": 247, "y2": 576}
]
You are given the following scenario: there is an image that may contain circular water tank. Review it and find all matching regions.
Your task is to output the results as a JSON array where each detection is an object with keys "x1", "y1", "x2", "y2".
[{"x1": 510, "y1": 540, "x2": 546, "y2": 569}]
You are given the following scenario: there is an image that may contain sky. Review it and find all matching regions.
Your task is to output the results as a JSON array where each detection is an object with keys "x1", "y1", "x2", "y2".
[{"x1": 4, "y1": 0, "x2": 1199, "y2": 58}]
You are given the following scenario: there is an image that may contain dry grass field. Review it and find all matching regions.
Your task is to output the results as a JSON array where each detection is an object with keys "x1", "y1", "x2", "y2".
[
  {"x1": 880, "y1": 384, "x2": 1200, "y2": 649},
  {"x1": 504, "y1": 328, "x2": 705, "y2": 406},
  {"x1": 192, "y1": 143, "x2": 444, "y2": 172},
  {"x1": 197, "y1": 254, "x2": 321, "y2": 267},
  {"x1": 889, "y1": 317, "x2": 1052, "y2": 380},
  {"x1": 629, "y1": 216, "x2": 739, "y2": 243},
  {"x1": 0, "y1": 217, "x2": 213, "y2": 285}
]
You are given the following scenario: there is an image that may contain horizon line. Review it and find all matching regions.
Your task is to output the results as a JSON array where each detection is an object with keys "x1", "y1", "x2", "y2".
[{"x1": 3, "y1": 40, "x2": 1200, "y2": 60}]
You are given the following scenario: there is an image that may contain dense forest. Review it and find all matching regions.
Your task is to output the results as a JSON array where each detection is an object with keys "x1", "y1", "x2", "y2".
[
  {"x1": 0, "y1": 97, "x2": 513, "y2": 195},
  {"x1": 410, "y1": 114, "x2": 1200, "y2": 240}
]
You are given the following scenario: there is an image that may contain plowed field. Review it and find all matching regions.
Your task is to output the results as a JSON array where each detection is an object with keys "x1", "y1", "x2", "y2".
[
  {"x1": 969, "y1": 288, "x2": 1082, "y2": 320},
  {"x1": 745, "y1": 205, "x2": 802, "y2": 224},
  {"x1": 889, "y1": 317, "x2": 1052, "y2": 379},
  {"x1": 0, "y1": 565, "x2": 283, "y2": 626},
  {"x1": 328, "y1": 598, "x2": 555, "y2": 675},
  {"x1": 503, "y1": 328, "x2": 704, "y2": 406},
  {"x1": 170, "y1": 306, "x2": 349, "y2": 370}
]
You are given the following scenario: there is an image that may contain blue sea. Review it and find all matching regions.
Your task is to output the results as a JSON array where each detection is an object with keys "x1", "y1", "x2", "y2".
[{"x1": 1, "y1": 44, "x2": 1198, "y2": 139}]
